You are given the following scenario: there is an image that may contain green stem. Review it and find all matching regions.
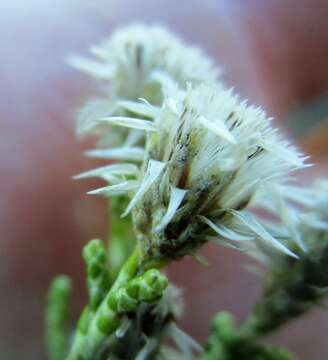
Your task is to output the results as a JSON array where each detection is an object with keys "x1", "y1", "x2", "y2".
[
  {"x1": 110, "y1": 244, "x2": 140, "y2": 291},
  {"x1": 108, "y1": 197, "x2": 135, "y2": 281}
]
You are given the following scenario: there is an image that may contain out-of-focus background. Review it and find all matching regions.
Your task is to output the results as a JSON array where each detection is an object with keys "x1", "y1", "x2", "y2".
[{"x1": 1, "y1": 0, "x2": 328, "y2": 359}]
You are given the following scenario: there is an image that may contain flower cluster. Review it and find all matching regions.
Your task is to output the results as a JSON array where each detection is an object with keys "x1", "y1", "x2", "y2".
[
  {"x1": 79, "y1": 83, "x2": 306, "y2": 265},
  {"x1": 63, "y1": 23, "x2": 324, "y2": 360}
]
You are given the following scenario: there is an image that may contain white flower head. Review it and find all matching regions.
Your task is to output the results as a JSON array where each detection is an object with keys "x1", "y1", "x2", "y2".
[
  {"x1": 80, "y1": 84, "x2": 307, "y2": 263},
  {"x1": 70, "y1": 24, "x2": 220, "y2": 141}
]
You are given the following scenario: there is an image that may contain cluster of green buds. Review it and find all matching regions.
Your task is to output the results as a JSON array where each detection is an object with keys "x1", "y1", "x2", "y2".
[
  {"x1": 45, "y1": 22, "x2": 328, "y2": 360},
  {"x1": 65, "y1": 241, "x2": 169, "y2": 360},
  {"x1": 83, "y1": 239, "x2": 111, "y2": 311}
]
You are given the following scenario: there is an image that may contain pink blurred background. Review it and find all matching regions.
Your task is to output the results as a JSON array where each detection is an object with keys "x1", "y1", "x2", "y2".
[{"x1": 1, "y1": 0, "x2": 328, "y2": 358}]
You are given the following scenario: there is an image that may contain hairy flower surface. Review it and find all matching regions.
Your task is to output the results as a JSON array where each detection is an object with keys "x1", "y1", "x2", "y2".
[
  {"x1": 70, "y1": 24, "x2": 219, "y2": 143},
  {"x1": 79, "y1": 84, "x2": 307, "y2": 264}
]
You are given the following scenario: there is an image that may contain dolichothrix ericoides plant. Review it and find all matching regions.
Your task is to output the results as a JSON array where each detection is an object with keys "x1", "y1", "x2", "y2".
[{"x1": 45, "y1": 24, "x2": 328, "y2": 360}]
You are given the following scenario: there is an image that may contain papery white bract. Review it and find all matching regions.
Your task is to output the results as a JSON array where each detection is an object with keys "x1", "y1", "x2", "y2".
[
  {"x1": 81, "y1": 83, "x2": 307, "y2": 263},
  {"x1": 264, "y1": 180, "x2": 328, "y2": 258}
]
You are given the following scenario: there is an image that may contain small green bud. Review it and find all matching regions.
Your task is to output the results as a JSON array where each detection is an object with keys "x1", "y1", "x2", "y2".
[
  {"x1": 125, "y1": 278, "x2": 140, "y2": 298},
  {"x1": 107, "y1": 291, "x2": 119, "y2": 312},
  {"x1": 212, "y1": 312, "x2": 235, "y2": 342},
  {"x1": 144, "y1": 269, "x2": 160, "y2": 285},
  {"x1": 83, "y1": 239, "x2": 102, "y2": 261},
  {"x1": 97, "y1": 314, "x2": 120, "y2": 335},
  {"x1": 139, "y1": 269, "x2": 168, "y2": 302},
  {"x1": 96, "y1": 248, "x2": 107, "y2": 264},
  {"x1": 89, "y1": 262, "x2": 102, "y2": 279},
  {"x1": 116, "y1": 288, "x2": 138, "y2": 313}
]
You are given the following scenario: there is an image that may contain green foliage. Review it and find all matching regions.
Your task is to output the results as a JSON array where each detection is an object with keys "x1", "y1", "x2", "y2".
[
  {"x1": 249, "y1": 244, "x2": 328, "y2": 335},
  {"x1": 65, "y1": 242, "x2": 169, "y2": 360},
  {"x1": 45, "y1": 275, "x2": 72, "y2": 360},
  {"x1": 201, "y1": 312, "x2": 294, "y2": 360}
]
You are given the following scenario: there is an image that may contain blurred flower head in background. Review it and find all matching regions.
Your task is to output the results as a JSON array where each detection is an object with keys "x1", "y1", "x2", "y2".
[{"x1": 70, "y1": 24, "x2": 219, "y2": 140}]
